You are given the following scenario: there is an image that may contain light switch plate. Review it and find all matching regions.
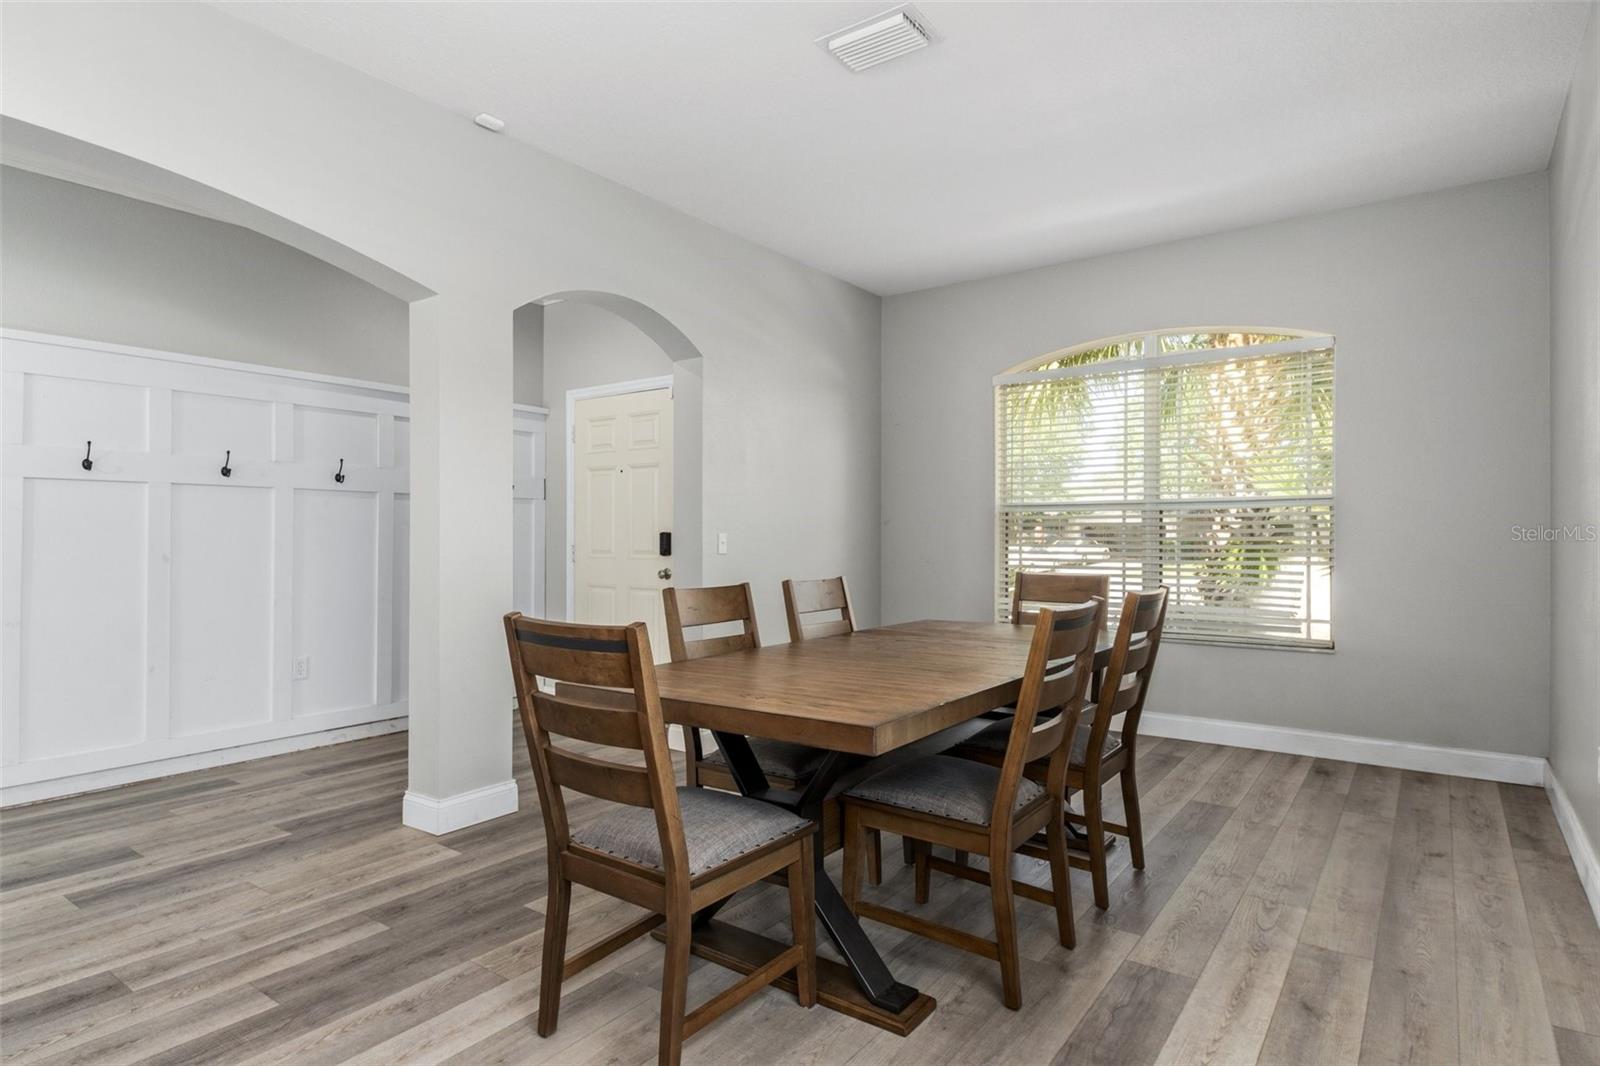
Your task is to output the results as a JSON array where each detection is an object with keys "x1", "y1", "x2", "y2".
[
  {"x1": 717, "y1": 532, "x2": 728, "y2": 555},
  {"x1": 292, "y1": 656, "x2": 310, "y2": 681}
]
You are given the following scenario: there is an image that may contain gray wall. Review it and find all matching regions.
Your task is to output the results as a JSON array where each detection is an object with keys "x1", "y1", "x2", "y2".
[
  {"x1": 511, "y1": 302, "x2": 545, "y2": 407},
  {"x1": 0, "y1": 166, "x2": 410, "y2": 383},
  {"x1": 1549, "y1": 12, "x2": 1599, "y2": 851},
  {"x1": 881, "y1": 173, "x2": 1552, "y2": 758}
]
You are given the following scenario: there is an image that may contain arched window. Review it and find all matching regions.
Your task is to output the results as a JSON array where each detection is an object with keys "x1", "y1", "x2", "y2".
[{"x1": 994, "y1": 329, "x2": 1334, "y2": 649}]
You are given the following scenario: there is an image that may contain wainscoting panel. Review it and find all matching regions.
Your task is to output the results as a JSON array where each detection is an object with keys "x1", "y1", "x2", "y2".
[
  {"x1": 22, "y1": 373, "x2": 149, "y2": 452},
  {"x1": 170, "y1": 483, "x2": 274, "y2": 737},
  {"x1": 291, "y1": 488, "x2": 379, "y2": 718},
  {"x1": 294, "y1": 404, "x2": 379, "y2": 468},
  {"x1": 392, "y1": 492, "x2": 411, "y2": 704},
  {"x1": 171, "y1": 390, "x2": 274, "y2": 459},
  {"x1": 0, "y1": 330, "x2": 547, "y2": 804},
  {"x1": 19, "y1": 477, "x2": 149, "y2": 762}
]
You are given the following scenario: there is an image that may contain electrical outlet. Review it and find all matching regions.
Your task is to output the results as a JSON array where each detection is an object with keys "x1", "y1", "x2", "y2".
[
  {"x1": 717, "y1": 532, "x2": 728, "y2": 555},
  {"x1": 292, "y1": 656, "x2": 310, "y2": 681}
]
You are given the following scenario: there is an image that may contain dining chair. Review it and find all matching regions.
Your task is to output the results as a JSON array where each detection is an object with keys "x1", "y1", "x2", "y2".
[
  {"x1": 1010, "y1": 571, "x2": 1111, "y2": 629},
  {"x1": 781, "y1": 575, "x2": 856, "y2": 642},
  {"x1": 780, "y1": 576, "x2": 882, "y2": 883},
  {"x1": 1003, "y1": 571, "x2": 1111, "y2": 708},
  {"x1": 663, "y1": 583, "x2": 830, "y2": 790},
  {"x1": 503, "y1": 613, "x2": 817, "y2": 1066},
  {"x1": 939, "y1": 570, "x2": 1115, "y2": 873},
  {"x1": 955, "y1": 587, "x2": 1169, "y2": 909},
  {"x1": 838, "y1": 602, "x2": 1101, "y2": 1009}
]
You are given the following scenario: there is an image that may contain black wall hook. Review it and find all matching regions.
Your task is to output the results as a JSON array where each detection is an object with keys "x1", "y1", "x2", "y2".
[
  {"x1": 81, "y1": 441, "x2": 93, "y2": 471},
  {"x1": 220, "y1": 450, "x2": 232, "y2": 478},
  {"x1": 334, "y1": 458, "x2": 346, "y2": 484}
]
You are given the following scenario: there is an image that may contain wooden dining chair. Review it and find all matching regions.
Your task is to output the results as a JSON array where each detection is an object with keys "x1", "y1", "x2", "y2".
[
  {"x1": 1010, "y1": 571, "x2": 1110, "y2": 630},
  {"x1": 781, "y1": 576, "x2": 856, "y2": 642},
  {"x1": 955, "y1": 587, "x2": 1169, "y2": 909},
  {"x1": 780, "y1": 576, "x2": 882, "y2": 883},
  {"x1": 838, "y1": 602, "x2": 1101, "y2": 1009},
  {"x1": 503, "y1": 613, "x2": 817, "y2": 1066},
  {"x1": 1003, "y1": 572, "x2": 1111, "y2": 711},
  {"x1": 663, "y1": 583, "x2": 830, "y2": 791}
]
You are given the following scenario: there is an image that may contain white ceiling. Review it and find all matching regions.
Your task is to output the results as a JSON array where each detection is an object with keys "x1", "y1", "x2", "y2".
[{"x1": 217, "y1": 1, "x2": 1592, "y2": 295}]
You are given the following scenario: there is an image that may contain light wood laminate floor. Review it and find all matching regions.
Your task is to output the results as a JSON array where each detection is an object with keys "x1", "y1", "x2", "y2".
[{"x1": 2, "y1": 727, "x2": 1597, "y2": 1065}]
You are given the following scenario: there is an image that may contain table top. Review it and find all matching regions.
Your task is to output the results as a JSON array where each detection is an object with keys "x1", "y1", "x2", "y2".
[{"x1": 654, "y1": 619, "x2": 1102, "y2": 756}]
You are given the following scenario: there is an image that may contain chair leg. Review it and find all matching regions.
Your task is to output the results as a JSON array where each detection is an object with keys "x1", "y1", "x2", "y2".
[
  {"x1": 537, "y1": 875, "x2": 571, "y2": 1037},
  {"x1": 867, "y1": 828, "x2": 883, "y2": 886},
  {"x1": 913, "y1": 840, "x2": 931, "y2": 905},
  {"x1": 842, "y1": 805, "x2": 864, "y2": 915},
  {"x1": 1046, "y1": 811, "x2": 1076, "y2": 949},
  {"x1": 988, "y1": 843, "x2": 1022, "y2": 1010},
  {"x1": 1120, "y1": 764, "x2": 1145, "y2": 870},
  {"x1": 1086, "y1": 783, "x2": 1110, "y2": 910},
  {"x1": 659, "y1": 898, "x2": 692, "y2": 1066},
  {"x1": 953, "y1": 850, "x2": 969, "y2": 867},
  {"x1": 789, "y1": 836, "x2": 817, "y2": 1007},
  {"x1": 901, "y1": 835, "x2": 916, "y2": 866},
  {"x1": 686, "y1": 729, "x2": 704, "y2": 788}
]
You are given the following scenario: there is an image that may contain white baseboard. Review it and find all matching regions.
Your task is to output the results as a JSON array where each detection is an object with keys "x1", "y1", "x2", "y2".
[
  {"x1": 1543, "y1": 763, "x2": 1600, "y2": 927},
  {"x1": 402, "y1": 779, "x2": 520, "y2": 835},
  {"x1": 0, "y1": 717, "x2": 409, "y2": 808},
  {"x1": 1140, "y1": 711, "x2": 1546, "y2": 786}
]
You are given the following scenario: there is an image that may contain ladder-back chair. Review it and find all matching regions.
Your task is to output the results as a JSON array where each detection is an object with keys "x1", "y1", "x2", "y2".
[
  {"x1": 839, "y1": 602, "x2": 1101, "y2": 1008},
  {"x1": 665, "y1": 584, "x2": 831, "y2": 791},
  {"x1": 956, "y1": 587, "x2": 1169, "y2": 908},
  {"x1": 504, "y1": 613, "x2": 816, "y2": 1066}
]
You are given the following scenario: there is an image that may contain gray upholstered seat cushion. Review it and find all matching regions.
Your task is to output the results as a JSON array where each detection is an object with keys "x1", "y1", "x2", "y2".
[
  {"x1": 967, "y1": 718, "x2": 1121, "y2": 767},
  {"x1": 703, "y1": 738, "x2": 828, "y2": 780},
  {"x1": 843, "y1": 755, "x2": 1045, "y2": 826},
  {"x1": 572, "y1": 787, "x2": 810, "y2": 876}
]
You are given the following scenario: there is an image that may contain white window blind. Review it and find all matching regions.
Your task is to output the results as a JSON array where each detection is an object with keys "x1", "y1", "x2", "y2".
[{"x1": 995, "y1": 330, "x2": 1334, "y2": 649}]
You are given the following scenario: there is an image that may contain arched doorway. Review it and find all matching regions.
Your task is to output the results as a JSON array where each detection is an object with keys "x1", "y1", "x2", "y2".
[{"x1": 512, "y1": 291, "x2": 706, "y2": 654}]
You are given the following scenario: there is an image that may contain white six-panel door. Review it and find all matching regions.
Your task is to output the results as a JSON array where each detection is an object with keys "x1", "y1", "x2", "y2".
[
  {"x1": 573, "y1": 387, "x2": 673, "y2": 658},
  {"x1": 0, "y1": 330, "x2": 546, "y2": 805}
]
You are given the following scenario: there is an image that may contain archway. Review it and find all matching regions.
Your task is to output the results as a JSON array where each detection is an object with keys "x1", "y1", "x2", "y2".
[
  {"x1": 513, "y1": 291, "x2": 706, "y2": 633},
  {"x1": 0, "y1": 116, "x2": 433, "y2": 302}
]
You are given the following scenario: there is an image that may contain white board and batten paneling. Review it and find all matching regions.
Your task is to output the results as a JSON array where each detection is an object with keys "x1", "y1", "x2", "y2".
[{"x1": 0, "y1": 329, "x2": 546, "y2": 805}]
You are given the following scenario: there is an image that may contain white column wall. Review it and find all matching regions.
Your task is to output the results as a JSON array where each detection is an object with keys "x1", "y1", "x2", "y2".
[{"x1": 404, "y1": 294, "x2": 517, "y2": 832}]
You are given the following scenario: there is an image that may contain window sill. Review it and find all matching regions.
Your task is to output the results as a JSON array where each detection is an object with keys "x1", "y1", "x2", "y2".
[{"x1": 1164, "y1": 636, "x2": 1335, "y2": 654}]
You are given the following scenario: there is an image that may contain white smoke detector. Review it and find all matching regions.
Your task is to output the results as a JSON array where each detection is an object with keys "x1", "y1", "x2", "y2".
[{"x1": 819, "y1": 6, "x2": 936, "y2": 73}]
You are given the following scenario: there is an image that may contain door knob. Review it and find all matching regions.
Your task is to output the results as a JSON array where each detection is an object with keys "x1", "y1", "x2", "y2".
[{"x1": 658, "y1": 567, "x2": 672, "y2": 580}]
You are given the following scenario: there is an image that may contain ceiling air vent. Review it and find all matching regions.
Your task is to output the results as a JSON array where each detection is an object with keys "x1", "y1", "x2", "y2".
[{"x1": 821, "y1": 6, "x2": 935, "y2": 73}]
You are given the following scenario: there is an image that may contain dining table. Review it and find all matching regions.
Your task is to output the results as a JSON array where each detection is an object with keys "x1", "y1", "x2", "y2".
[{"x1": 651, "y1": 619, "x2": 1114, "y2": 1035}]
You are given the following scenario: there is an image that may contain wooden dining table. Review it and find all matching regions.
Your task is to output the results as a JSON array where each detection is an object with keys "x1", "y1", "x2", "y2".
[{"x1": 651, "y1": 619, "x2": 1113, "y2": 1035}]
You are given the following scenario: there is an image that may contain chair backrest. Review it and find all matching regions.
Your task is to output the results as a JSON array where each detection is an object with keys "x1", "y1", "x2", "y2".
[
  {"x1": 1011, "y1": 572, "x2": 1112, "y2": 631},
  {"x1": 662, "y1": 584, "x2": 761, "y2": 663},
  {"x1": 782, "y1": 577, "x2": 856, "y2": 642},
  {"x1": 990, "y1": 600, "x2": 1103, "y2": 820},
  {"x1": 503, "y1": 613, "x2": 687, "y2": 878},
  {"x1": 1080, "y1": 587, "x2": 1169, "y2": 775}
]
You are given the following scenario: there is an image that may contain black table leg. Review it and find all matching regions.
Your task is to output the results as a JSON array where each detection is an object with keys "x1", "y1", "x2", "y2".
[
  {"x1": 709, "y1": 732, "x2": 922, "y2": 1015},
  {"x1": 691, "y1": 896, "x2": 731, "y2": 928},
  {"x1": 812, "y1": 850, "x2": 918, "y2": 1012},
  {"x1": 1062, "y1": 794, "x2": 1117, "y2": 850}
]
